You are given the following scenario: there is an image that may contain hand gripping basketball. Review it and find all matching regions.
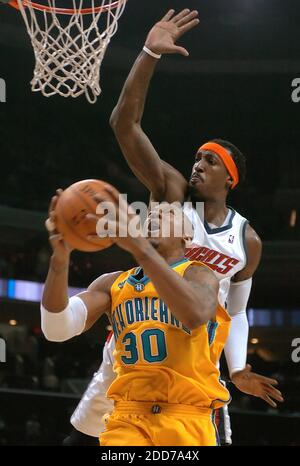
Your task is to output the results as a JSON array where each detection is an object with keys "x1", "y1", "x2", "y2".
[
  {"x1": 86, "y1": 184, "x2": 145, "y2": 255},
  {"x1": 45, "y1": 190, "x2": 74, "y2": 261},
  {"x1": 50, "y1": 180, "x2": 114, "y2": 252}
]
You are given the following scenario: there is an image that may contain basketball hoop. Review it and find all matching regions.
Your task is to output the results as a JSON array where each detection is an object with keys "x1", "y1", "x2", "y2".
[{"x1": 7, "y1": 0, "x2": 127, "y2": 103}]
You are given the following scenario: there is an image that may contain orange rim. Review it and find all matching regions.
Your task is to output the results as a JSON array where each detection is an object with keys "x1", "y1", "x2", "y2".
[{"x1": 8, "y1": 0, "x2": 125, "y2": 15}]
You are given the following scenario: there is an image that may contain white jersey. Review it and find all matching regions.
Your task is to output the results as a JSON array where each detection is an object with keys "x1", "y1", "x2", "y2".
[
  {"x1": 184, "y1": 205, "x2": 248, "y2": 307},
  {"x1": 71, "y1": 206, "x2": 248, "y2": 439}
]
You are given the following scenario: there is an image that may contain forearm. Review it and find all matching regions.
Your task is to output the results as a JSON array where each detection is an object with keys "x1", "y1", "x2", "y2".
[
  {"x1": 224, "y1": 310, "x2": 249, "y2": 377},
  {"x1": 41, "y1": 255, "x2": 88, "y2": 342},
  {"x1": 133, "y1": 244, "x2": 208, "y2": 328},
  {"x1": 110, "y1": 52, "x2": 158, "y2": 127},
  {"x1": 224, "y1": 278, "x2": 252, "y2": 376},
  {"x1": 42, "y1": 255, "x2": 70, "y2": 312}
]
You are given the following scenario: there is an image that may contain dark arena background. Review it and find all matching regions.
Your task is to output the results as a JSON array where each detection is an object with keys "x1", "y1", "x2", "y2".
[{"x1": 0, "y1": 0, "x2": 300, "y2": 447}]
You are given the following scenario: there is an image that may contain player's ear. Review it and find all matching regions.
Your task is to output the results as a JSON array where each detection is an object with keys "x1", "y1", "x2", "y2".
[{"x1": 225, "y1": 175, "x2": 233, "y2": 190}]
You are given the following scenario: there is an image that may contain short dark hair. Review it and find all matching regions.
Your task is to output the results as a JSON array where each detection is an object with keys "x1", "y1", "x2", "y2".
[{"x1": 211, "y1": 138, "x2": 247, "y2": 187}]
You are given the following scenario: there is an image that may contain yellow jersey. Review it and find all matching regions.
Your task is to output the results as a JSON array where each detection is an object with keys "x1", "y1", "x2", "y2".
[{"x1": 107, "y1": 258, "x2": 231, "y2": 409}]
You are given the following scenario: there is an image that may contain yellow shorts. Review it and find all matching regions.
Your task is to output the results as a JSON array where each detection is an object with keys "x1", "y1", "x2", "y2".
[{"x1": 100, "y1": 401, "x2": 219, "y2": 446}]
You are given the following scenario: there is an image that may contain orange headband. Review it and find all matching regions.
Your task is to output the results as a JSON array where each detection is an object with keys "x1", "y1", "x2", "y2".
[{"x1": 198, "y1": 142, "x2": 239, "y2": 189}]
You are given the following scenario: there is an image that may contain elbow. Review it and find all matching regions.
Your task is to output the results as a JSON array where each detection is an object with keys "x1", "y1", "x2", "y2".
[
  {"x1": 110, "y1": 104, "x2": 139, "y2": 134},
  {"x1": 186, "y1": 317, "x2": 208, "y2": 330},
  {"x1": 109, "y1": 107, "x2": 120, "y2": 131},
  {"x1": 42, "y1": 332, "x2": 64, "y2": 343},
  {"x1": 109, "y1": 106, "x2": 129, "y2": 132},
  {"x1": 40, "y1": 307, "x2": 73, "y2": 343},
  {"x1": 182, "y1": 309, "x2": 211, "y2": 330},
  {"x1": 182, "y1": 302, "x2": 216, "y2": 330},
  {"x1": 109, "y1": 112, "x2": 132, "y2": 137},
  {"x1": 41, "y1": 326, "x2": 69, "y2": 343},
  {"x1": 40, "y1": 296, "x2": 86, "y2": 342}
]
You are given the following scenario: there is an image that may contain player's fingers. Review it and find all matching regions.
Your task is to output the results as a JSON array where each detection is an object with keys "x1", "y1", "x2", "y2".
[
  {"x1": 49, "y1": 189, "x2": 62, "y2": 214},
  {"x1": 87, "y1": 212, "x2": 117, "y2": 229},
  {"x1": 49, "y1": 233, "x2": 64, "y2": 245},
  {"x1": 255, "y1": 375, "x2": 279, "y2": 386},
  {"x1": 93, "y1": 194, "x2": 112, "y2": 211},
  {"x1": 87, "y1": 234, "x2": 97, "y2": 240},
  {"x1": 102, "y1": 185, "x2": 121, "y2": 204},
  {"x1": 172, "y1": 8, "x2": 190, "y2": 24},
  {"x1": 171, "y1": 46, "x2": 189, "y2": 57},
  {"x1": 48, "y1": 195, "x2": 58, "y2": 216},
  {"x1": 45, "y1": 218, "x2": 56, "y2": 233},
  {"x1": 267, "y1": 392, "x2": 284, "y2": 403},
  {"x1": 263, "y1": 385, "x2": 284, "y2": 401},
  {"x1": 102, "y1": 188, "x2": 129, "y2": 219},
  {"x1": 176, "y1": 10, "x2": 199, "y2": 27},
  {"x1": 93, "y1": 186, "x2": 119, "y2": 206},
  {"x1": 86, "y1": 213, "x2": 99, "y2": 223},
  {"x1": 161, "y1": 9, "x2": 175, "y2": 22},
  {"x1": 93, "y1": 193, "x2": 103, "y2": 203},
  {"x1": 50, "y1": 214, "x2": 58, "y2": 233},
  {"x1": 89, "y1": 222, "x2": 117, "y2": 239},
  {"x1": 178, "y1": 18, "x2": 200, "y2": 36},
  {"x1": 262, "y1": 394, "x2": 277, "y2": 408},
  {"x1": 49, "y1": 210, "x2": 57, "y2": 223},
  {"x1": 263, "y1": 383, "x2": 282, "y2": 395},
  {"x1": 87, "y1": 234, "x2": 108, "y2": 244}
]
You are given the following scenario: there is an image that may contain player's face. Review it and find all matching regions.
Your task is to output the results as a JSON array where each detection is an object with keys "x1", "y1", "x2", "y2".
[
  {"x1": 144, "y1": 205, "x2": 193, "y2": 252},
  {"x1": 188, "y1": 150, "x2": 231, "y2": 200}
]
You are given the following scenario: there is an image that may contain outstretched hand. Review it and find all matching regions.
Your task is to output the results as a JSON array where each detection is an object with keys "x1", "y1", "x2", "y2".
[
  {"x1": 231, "y1": 364, "x2": 284, "y2": 408},
  {"x1": 145, "y1": 8, "x2": 200, "y2": 57}
]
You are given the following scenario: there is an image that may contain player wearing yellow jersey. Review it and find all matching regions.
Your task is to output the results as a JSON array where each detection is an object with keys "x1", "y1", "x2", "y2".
[{"x1": 41, "y1": 185, "x2": 231, "y2": 446}]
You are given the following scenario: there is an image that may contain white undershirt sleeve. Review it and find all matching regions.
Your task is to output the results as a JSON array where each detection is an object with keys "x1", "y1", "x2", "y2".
[
  {"x1": 224, "y1": 278, "x2": 252, "y2": 377},
  {"x1": 40, "y1": 296, "x2": 88, "y2": 342}
]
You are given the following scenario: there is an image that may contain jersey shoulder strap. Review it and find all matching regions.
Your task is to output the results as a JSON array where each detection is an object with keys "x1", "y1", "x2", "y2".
[{"x1": 230, "y1": 208, "x2": 249, "y2": 265}]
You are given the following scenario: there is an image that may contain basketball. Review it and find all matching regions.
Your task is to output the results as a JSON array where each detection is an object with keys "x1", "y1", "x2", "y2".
[{"x1": 54, "y1": 179, "x2": 114, "y2": 252}]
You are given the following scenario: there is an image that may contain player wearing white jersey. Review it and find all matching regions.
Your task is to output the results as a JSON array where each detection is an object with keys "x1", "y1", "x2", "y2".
[{"x1": 65, "y1": 8, "x2": 283, "y2": 445}]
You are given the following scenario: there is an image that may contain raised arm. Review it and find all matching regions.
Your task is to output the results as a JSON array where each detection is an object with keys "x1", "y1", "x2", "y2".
[
  {"x1": 41, "y1": 192, "x2": 121, "y2": 342},
  {"x1": 110, "y1": 9, "x2": 199, "y2": 202}
]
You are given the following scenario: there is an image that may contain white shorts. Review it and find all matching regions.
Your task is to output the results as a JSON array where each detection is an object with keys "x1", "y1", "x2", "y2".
[{"x1": 70, "y1": 334, "x2": 115, "y2": 437}]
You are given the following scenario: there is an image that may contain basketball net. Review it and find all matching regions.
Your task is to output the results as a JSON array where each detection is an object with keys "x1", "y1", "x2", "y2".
[{"x1": 9, "y1": 0, "x2": 127, "y2": 103}]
